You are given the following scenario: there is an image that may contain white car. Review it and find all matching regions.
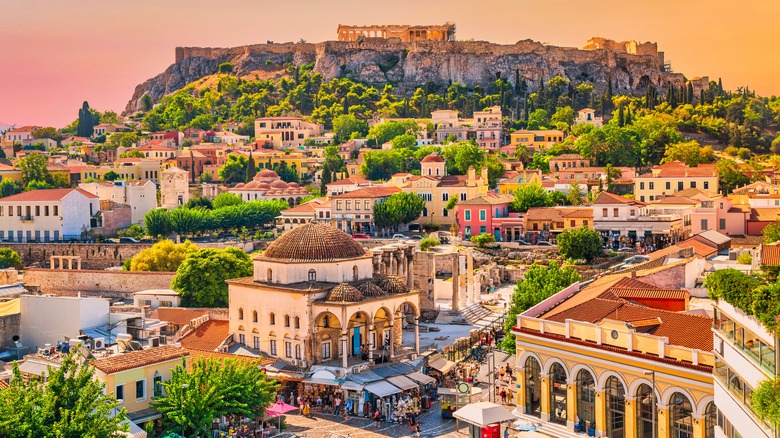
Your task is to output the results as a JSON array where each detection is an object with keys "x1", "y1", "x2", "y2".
[{"x1": 392, "y1": 234, "x2": 409, "y2": 239}]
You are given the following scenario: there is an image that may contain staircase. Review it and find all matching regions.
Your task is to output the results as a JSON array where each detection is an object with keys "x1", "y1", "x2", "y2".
[
  {"x1": 511, "y1": 410, "x2": 585, "y2": 438},
  {"x1": 434, "y1": 303, "x2": 499, "y2": 326}
]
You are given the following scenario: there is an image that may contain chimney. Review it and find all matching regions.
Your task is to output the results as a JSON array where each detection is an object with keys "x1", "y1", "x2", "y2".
[
  {"x1": 481, "y1": 167, "x2": 488, "y2": 184},
  {"x1": 467, "y1": 168, "x2": 476, "y2": 187}
]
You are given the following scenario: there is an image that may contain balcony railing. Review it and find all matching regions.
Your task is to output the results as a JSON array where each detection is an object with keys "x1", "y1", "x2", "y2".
[{"x1": 19, "y1": 215, "x2": 33, "y2": 222}]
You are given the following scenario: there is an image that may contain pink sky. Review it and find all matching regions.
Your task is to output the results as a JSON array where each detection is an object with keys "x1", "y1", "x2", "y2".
[{"x1": 1, "y1": 0, "x2": 777, "y2": 128}]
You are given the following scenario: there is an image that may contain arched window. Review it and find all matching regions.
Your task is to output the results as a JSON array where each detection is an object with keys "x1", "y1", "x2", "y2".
[
  {"x1": 252, "y1": 310, "x2": 258, "y2": 323},
  {"x1": 549, "y1": 363, "x2": 567, "y2": 425},
  {"x1": 669, "y1": 392, "x2": 693, "y2": 438},
  {"x1": 294, "y1": 316, "x2": 300, "y2": 329},
  {"x1": 605, "y1": 377, "x2": 625, "y2": 438},
  {"x1": 637, "y1": 384, "x2": 657, "y2": 438},
  {"x1": 323, "y1": 315, "x2": 330, "y2": 328},
  {"x1": 353, "y1": 265, "x2": 359, "y2": 282},
  {"x1": 284, "y1": 315, "x2": 291, "y2": 327},
  {"x1": 238, "y1": 308, "x2": 244, "y2": 320},
  {"x1": 704, "y1": 402, "x2": 716, "y2": 438},
  {"x1": 308, "y1": 269, "x2": 316, "y2": 282},
  {"x1": 267, "y1": 268, "x2": 273, "y2": 282},
  {"x1": 269, "y1": 313, "x2": 276, "y2": 325},
  {"x1": 524, "y1": 357, "x2": 541, "y2": 418},
  {"x1": 576, "y1": 370, "x2": 595, "y2": 428}
]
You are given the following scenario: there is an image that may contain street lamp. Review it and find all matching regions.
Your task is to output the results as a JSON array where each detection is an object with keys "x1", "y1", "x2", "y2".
[
  {"x1": 643, "y1": 370, "x2": 656, "y2": 438},
  {"x1": 180, "y1": 383, "x2": 190, "y2": 437}
]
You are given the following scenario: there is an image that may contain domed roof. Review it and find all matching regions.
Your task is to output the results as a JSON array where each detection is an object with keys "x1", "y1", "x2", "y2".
[
  {"x1": 244, "y1": 181, "x2": 259, "y2": 189},
  {"x1": 257, "y1": 182, "x2": 271, "y2": 189},
  {"x1": 326, "y1": 283, "x2": 363, "y2": 302},
  {"x1": 357, "y1": 282, "x2": 385, "y2": 298},
  {"x1": 288, "y1": 182, "x2": 300, "y2": 188},
  {"x1": 256, "y1": 169, "x2": 279, "y2": 179},
  {"x1": 271, "y1": 180, "x2": 288, "y2": 189},
  {"x1": 261, "y1": 222, "x2": 367, "y2": 262},
  {"x1": 234, "y1": 183, "x2": 245, "y2": 189},
  {"x1": 382, "y1": 275, "x2": 409, "y2": 294},
  {"x1": 421, "y1": 154, "x2": 445, "y2": 163}
]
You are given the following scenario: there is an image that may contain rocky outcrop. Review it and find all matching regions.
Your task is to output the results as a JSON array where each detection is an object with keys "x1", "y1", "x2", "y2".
[{"x1": 126, "y1": 38, "x2": 685, "y2": 113}]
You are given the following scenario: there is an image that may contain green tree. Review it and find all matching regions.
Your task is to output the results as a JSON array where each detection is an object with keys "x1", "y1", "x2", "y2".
[
  {"x1": 119, "y1": 149, "x2": 145, "y2": 158},
  {"x1": 753, "y1": 378, "x2": 780, "y2": 427},
  {"x1": 501, "y1": 262, "x2": 582, "y2": 352},
  {"x1": 245, "y1": 153, "x2": 257, "y2": 182},
  {"x1": 373, "y1": 192, "x2": 426, "y2": 230},
  {"x1": 470, "y1": 233, "x2": 496, "y2": 248},
  {"x1": 218, "y1": 62, "x2": 234, "y2": 74},
  {"x1": 441, "y1": 140, "x2": 485, "y2": 175},
  {"x1": 550, "y1": 106, "x2": 575, "y2": 132},
  {"x1": 0, "y1": 179, "x2": 23, "y2": 198},
  {"x1": 212, "y1": 192, "x2": 244, "y2": 209},
  {"x1": 144, "y1": 208, "x2": 173, "y2": 238},
  {"x1": 704, "y1": 268, "x2": 761, "y2": 312},
  {"x1": 172, "y1": 247, "x2": 253, "y2": 307},
  {"x1": 510, "y1": 183, "x2": 551, "y2": 212},
  {"x1": 419, "y1": 235, "x2": 441, "y2": 251},
  {"x1": 557, "y1": 227, "x2": 604, "y2": 262},
  {"x1": 661, "y1": 140, "x2": 710, "y2": 166},
  {"x1": 129, "y1": 240, "x2": 198, "y2": 272},
  {"x1": 169, "y1": 208, "x2": 207, "y2": 237},
  {"x1": 0, "y1": 351, "x2": 128, "y2": 437},
  {"x1": 391, "y1": 133, "x2": 417, "y2": 149},
  {"x1": 566, "y1": 181, "x2": 584, "y2": 205},
  {"x1": 526, "y1": 109, "x2": 550, "y2": 130},
  {"x1": 219, "y1": 154, "x2": 249, "y2": 183},
  {"x1": 764, "y1": 221, "x2": 780, "y2": 244},
  {"x1": 31, "y1": 126, "x2": 62, "y2": 142},
  {"x1": 77, "y1": 101, "x2": 96, "y2": 137},
  {"x1": 185, "y1": 197, "x2": 213, "y2": 210},
  {"x1": 332, "y1": 114, "x2": 368, "y2": 143},
  {"x1": 153, "y1": 356, "x2": 278, "y2": 437},
  {"x1": 18, "y1": 152, "x2": 50, "y2": 186},
  {"x1": 102, "y1": 170, "x2": 120, "y2": 181},
  {"x1": 737, "y1": 252, "x2": 753, "y2": 265},
  {"x1": 717, "y1": 159, "x2": 751, "y2": 195},
  {"x1": 0, "y1": 248, "x2": 22, "y2": 269}
]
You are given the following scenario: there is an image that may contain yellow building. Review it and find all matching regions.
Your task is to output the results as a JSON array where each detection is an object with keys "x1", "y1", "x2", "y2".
[
  {"x1": 634, "y1": 161, "x2": 719, "y2": 203},
  {"x1": 92, "y1": 346, "x2": 189, "y2": 424},
  {"x1": 512, "y1": 274, "x2": 715, "y2": 438},
  {"x1": 509, "y1": 129, "x2": 565, "y2": 152},
  {"x1": 80, "y1": 159, "x2": 162, "y2": 183},
  {"x1": 497, "y1": 171, "x2": 543, "y2": 194},
  {"x1": 0, "y1": 162, "x2": 23, "y2": 183},
  {"x1": 251, "y1": 149, "x2": 310, "y2": 179}
]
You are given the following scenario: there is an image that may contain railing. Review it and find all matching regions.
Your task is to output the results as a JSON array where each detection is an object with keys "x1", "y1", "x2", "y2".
[
  {"x1": 446, "y1": 311, "x2": 507, "y2": 362},
  {"x1": 19, "y1": 216, "x2": 33, "y2": 222}
]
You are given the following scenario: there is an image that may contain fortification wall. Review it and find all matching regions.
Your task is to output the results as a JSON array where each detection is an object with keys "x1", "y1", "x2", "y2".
[
  {"x1": 23, "y1": 268, "x2": 175, "y2": 297},
  {"x1": 2, "y1": 243, "x2": 153, "y2": 269}
]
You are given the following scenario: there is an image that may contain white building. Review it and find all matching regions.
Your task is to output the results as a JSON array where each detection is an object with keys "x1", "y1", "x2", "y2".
[
  {"x1": 574, "y1": 108, "x2": 603, "y2": 127},
  {"x1": 159, "y1": 167, "x2": 189, "y2": 209},
  {"x1": 0, "y1": 188, "x2": 100, "y2": 242},
  {"x1": 253, "y1": 117, "x2": 324, "y2": 148},
  {"x1": 713, "y1": 299, "x2": 775, "y2": 437},
  {"x1": 79, "y1": 180, "x2": 157, "y2": 225},
  {"x1": 20, "y1": 295, "x2": 110, "y2": 350},
  {"x1": 133, "y1": 289, "x2": 180, "y2": 309}
]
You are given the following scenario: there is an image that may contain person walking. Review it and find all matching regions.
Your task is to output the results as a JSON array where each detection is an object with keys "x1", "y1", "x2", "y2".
[
  {"x1": 373, "y1": 407, "x2": 382, "y2": 427},
  {"x1": 333, "y1": 396, "x2": 342, "y2": 416}
]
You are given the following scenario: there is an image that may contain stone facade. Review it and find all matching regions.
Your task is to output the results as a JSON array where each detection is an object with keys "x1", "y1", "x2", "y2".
[
  {"x1": 337, "y1": 24, "x2": 455, "y2": 42},
  {"x1": 23, "y1": 268, "x2": 175, "y2": 297},
  {"x1": 0, "y1": 313, "x2": 20, "y2": 348},
  {"x1": 1, "y1": 242, "x2": 153, "y2": 269}
]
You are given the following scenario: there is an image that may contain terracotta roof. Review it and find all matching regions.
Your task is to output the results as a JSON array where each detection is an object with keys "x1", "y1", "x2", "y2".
[
  {"x1": 651, "y1": 196, "x2": 699, "y2": 205},
  {"x1": 281, "y1": 201, "x2": 318, "y2": 214},
  {"x1": 357, "y1": 281, "x2": 386, "y2": 297},
  {"x1": 92, "y1": 346, "x2": 189, "y2": 374},
  {"x1": 525, "y1": 207, "x2": 564, "y2": 222},
  {"x1": 674, "y1": 188, "x2": 721, "y2": 199},
  {"x1": 0, "y1": 188, "x2": 98, "y2": 202},
  {"x1": 459, "y1": 194, "x2": 514, "y2": 206},
  {"x1": 261, "y1": 222, "x2": 367, "y2": 262},
  {"x1": 638, "y1": 162, "x2": 717, "y2": 178},
  {"x1": 184, "y1": 349, "x2": 275, "y2": 366},
  {"x1": 731, "y1": 181, "x2": 776, "y2": 195},
  {"x1": 326, "y1": 283, "x2": 364, "y2": 302},
  {"x1": 750, "y1": 208, "x2": 780, "y2": 222},
  {"x1": 178, "y1": 320, "x2": 230, "y2": 351},
  {"x1": 330, "y1": 187, "x2": 400, "y2": 199},
  {"x1": 438, "y1": 175, "x2": 483, "y2": 187},
  {"x1": 420, "y1": 154, "x2": 445, "y2": 163},
  {"x1": 0, "y1": 379, "x2": 8, "y2": 389},
  {"x1": 150, "y1": 308, "x2": 209, "y2": 327},
  {"x1": 592, "y1": 191, "x2": 646, "y2": 206},
  {"x1": 329, "y1": 177, "x2": 369, "y2": 186},
  {"x1": 380, "y1": 275, "x2": 409, "y2": 294},
  {"x1": 762, "y1": 243, "x2": 780, "y2": 266}
]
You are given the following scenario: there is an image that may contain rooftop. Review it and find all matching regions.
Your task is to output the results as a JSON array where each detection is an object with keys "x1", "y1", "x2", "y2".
[
  {"x1": 260, "y1": 222, "x2": 368, "y2": 262},
  {"x1": 0, "y1": 188, "x2": 98, "y2": 202},
  {"x1": 150, "y1": 308, "x2": 209, "y2": 327},
  {"x1": 459, "y1": 193, "x2": 514, "y2": 206},
  {"x1": 92, "y1": 346, "x2": 189, "y2": 374},
  {"x1": 178, "y1": 320, "x2": 230, "y2": 351}
]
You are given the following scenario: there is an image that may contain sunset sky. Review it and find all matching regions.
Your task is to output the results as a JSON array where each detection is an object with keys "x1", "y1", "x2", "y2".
[{"x1": 1, "y1": 0, "x2": 777, "y2": 128}]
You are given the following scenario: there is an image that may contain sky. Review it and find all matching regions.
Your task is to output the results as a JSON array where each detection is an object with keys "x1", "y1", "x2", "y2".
[{"x1": 1, "y1": 0, "x2": 777, "y2": 128}]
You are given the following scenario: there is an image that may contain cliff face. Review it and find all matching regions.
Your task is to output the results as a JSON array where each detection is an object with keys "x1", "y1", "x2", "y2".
[{"x1": 126, "y1": 38, "x2": 684, "y2": 113}]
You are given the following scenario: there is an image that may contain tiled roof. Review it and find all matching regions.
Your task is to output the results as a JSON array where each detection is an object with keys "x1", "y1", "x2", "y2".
[
  {"x1": 0, "y1": 379, "x2": 8, "y2": 389},
  {"x1": 0, "y1": 188, "x2": 98, "y2": 202},
  {"x1": 330, "y1": 187, "x2": 400, "y2": 199},
  {"x1": 326, "y1": 283, "x2": 364, "y2": 302},
  {"x1": 329, "y1": 177, "x2": 369, "y2": 186},
  {"x1": 592, "y1": 191, "x2": 646, "y2": 206},
  {"x1": 638, "y1": 162, "x2": 717, "y2": 178},
  {"x1": 178, "y1": 320, "x2": 230, "y2": 351},
  {"x1": 421, "y1": 154, "x2": 445, "y2": 163},
  {"x1": 761, "y1": 243, "x2": 780, "y2": 266},
  {"x1": 150, "y1": 308, "x2": 209, "y2": 327},
  {"x1": 525, "y1": 207, "x2": 564, "y2": 222},
  {"x1": 184, "y1": 349, "x2": 275, "y2": 366},
  {"x1": 437, "y1": 175, "x2": 483, "y2": 187},
  {"x1": 459, "y1": 194, "x2": 514, "y2": 206},
  {"x1": 674, "y1": 188, "x2": 721, "y2": 199},
  {"x1": 651, "y1": 196, "x2": 698, "y2": 205},
  {"x1": 92, "y1": 346, "x2": 188, "y2": 374},
  {"x1": 357, "y1": 281, "x2": 386, "y2": 297},
  {"x1": 261, "y1": 222, "x2": 367, "y2": 262},
  {"x1": 750, "y1": 208, "x2": 780, "y2": 222}
]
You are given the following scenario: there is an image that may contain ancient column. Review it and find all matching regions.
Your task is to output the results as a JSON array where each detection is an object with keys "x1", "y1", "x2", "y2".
[
  {"x1": 368, "y1": 325, "x2": 376, "y2": 362},
  {"x1": 459, "y1": 255, "x2": 468, "y2": 309},
  {"x1": 341, "y1": 331, "x2": 349, "y2": 368},
  {"x1": 414, "y1": 316, "x2": 420, "y2": 354},
  {"x1": 451, "y1": 253, "x2": 460, "y2": 312},
  {"x1": 77, "y1": 258, "x2": 81, "y2": 270},
  {"x1": 49, "y1": 257, "x2": 54, "y2": 269},
  {"x1": 68, "y1": 258, "x2": 73, "y2": 270},
  {"x1": 467, "y1": 250, "x2": 475, "y2": 305},
  {"x1": 406, "y1": 252, "x2": 414, "y2": 290}
]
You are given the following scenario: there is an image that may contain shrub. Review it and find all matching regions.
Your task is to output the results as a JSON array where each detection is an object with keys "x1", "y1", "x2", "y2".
[
  {"x1": 470, "y1": 233, "x2": 496, "y2": 248},
  {"x1": 737, "y1": 252, "x2": 753, "y2": 265},
  {"x1": 419, "y1": 235, "x2": 441, "y2": 251},
  {"x1": 753, "y1": 378, "x2": 780, "y2": 427}
]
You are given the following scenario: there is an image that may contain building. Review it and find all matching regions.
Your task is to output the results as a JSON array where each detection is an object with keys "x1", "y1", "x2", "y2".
[
  {"x1": 0, "y1": 188, "x2": 100, "y2": 242},
  {"x1": 329, "y1": 186, "x2": 401, "y2": 234},
  {"x1": 634, "y1": 162, "x2": 719, "y2": 203},
  {"x1": 523, "y1": 206, "x2": 593, "y2": 241},
  {"x1": 79, "y1": 180, "x2": 156, "y2": 225},
  {"x1": 133, "y1": 290, "x2": 180, "y2": 309},
  {"x1": 456, "y1": 193, "x2": 516, "y2": 241},
  {"x1": 326, "y1": 176, "x2": 372, "y2": 196},
  {"x1": 278, "y1": 198, "x2": 327, "y2": 232},
  {"x1": 509, "y1": 130, "x2": 565, "y2": 152},
  {"x1": 93, "y1": 123, "x2": 132, "y2": 137},
  {"x1": 159, "y1": 167, "x2": 189, "y2": 209},
  {"x1": 79, "y1": 159, "x2": 161, "y2": 183},
  {"x1": 548, "y1": 154, "x2": 591, "y2": 172},
  {"x1": 431, "y1": 106, "x2": 503, "y2": 150},
  {"x1": 226, "y1": 222, "x2": 421, "y2": 370},
  {"x1": 0, "y1": 162, "x2": 23, "y2": 183},
  {"x1": 20, "y1": 294, "x2": 110, "y2": 351},
  {"x1": 253, "y1": 117, "x2": 324, "y2": 148},
  {"x1": 136, "y1": 144, "x2": 178, "y2": 161},
  {"x1": 593, "y1": 191, "x2": 686, "y2": 247},
  {"x1": 1, "y1": 126, "x2": 38, "y2": 157},
  {"x1": 92, "y1": 346, "x2": 189, "y2": 425},
  {"x1": 497, "y1": 171, "x2": 543, "y2": 195},
  {"x1": 337, "y1": 23, "x2": 455, "y2": 42},
  {"x1": 574, "y1": 108, "x2": 603, "y2": 127},
  {"x1": 229, "y1": 169, "x2": 310, "y2": 207},
  {"x1": 512, "y1": 274, "x2": 715, "y2": 438}
]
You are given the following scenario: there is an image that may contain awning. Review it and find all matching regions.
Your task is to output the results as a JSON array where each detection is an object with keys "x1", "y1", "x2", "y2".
[
  {"x1": 386, "y1": 375, "x2": 418, "y2": 391},
  {"x1": 364, "y1": 380, "x2": 403, "y2": 398},
  {"x1": 302, "y1": 377, "x2": 341, "y2": 386},
  {"x1": 349, "y1": 370, "x2": 384, "y2": 385},
  {"x1": 341, "y1": 380, "x2": 364, "y2": 391},
  {"x1": 453, "y1": 401, "x2": 518, "y2": 427},
  {"x1": 428, "y1": 358, "x2": 456, "y2": 374},
  {"x1": 406, "y1": 371, "x2": 436, "y2": 385}
]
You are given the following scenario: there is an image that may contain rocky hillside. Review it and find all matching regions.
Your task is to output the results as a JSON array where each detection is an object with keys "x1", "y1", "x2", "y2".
[{"x1": 126, "y1": 38, "x2": 685, "y2": 114}]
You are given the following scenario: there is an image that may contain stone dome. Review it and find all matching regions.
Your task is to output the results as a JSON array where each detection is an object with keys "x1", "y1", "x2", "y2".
[
  {"x1": 261, "y1": 222, "x2": 367, "y2": 262},
  {"x1": 382, "y1": 275, "x2": 409, "y2": 294},
  {"x1": 255, "y1": 169, "x2": 280, "y2": 182},
  {"x1": 326, "y1": 283, "x2": 364, "y2": 302},
  {"x1": 270, "y1": 179, "x2": 288, "y2": 189},
  {"x1": 288, "y1": 182, "x2": 300, "y2": 188},
  {"x1": 257, "y1": 182, "x2": 271, "y2": 189},
  {"x1": 234, "y1": 183, "x2": 245, "y2": 189},
  {"x1": 244, "y1": 181, "x2": 259, "y2": 189},
  {"x1": 357, "y1": 281, "x2": 385, "y2": 298}
]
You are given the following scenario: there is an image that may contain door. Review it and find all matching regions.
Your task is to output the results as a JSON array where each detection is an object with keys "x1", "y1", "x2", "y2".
[
  {"x1": 353, "y1": 327, "x2": 361, "y2": 355},
  {"x1": 493, "y1": 228, "x2": 501, "y2": 242}
]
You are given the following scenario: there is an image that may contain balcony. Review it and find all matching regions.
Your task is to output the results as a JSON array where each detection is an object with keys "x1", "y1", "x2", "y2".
[{"x1": 19, "y1": 215, "x2": 33, "y2": 222}]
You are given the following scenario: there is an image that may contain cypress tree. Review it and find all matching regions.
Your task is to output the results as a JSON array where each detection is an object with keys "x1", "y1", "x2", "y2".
[
  {"x1": 606, "y1": 77, "x2": 613, "y2": 101},
  {"x1": 700, "y1": 90, "x2": 705, "y2": 106},
  {"x1": 718, "y1": 78, "x2": 724, "y2": 96},
  {"x1": 625, "y1": 108, "x2": 633, "y2": 125},
  {"x1": 245, "y1": 152, "x2": 256, "y2": 182},
  {"x1": 617, "y1": 105, "x2": 625, "y2": 127},
  {"x1": 687, "y1": 83, "x2": 694, "y2": 105},
  {"x1": 77, "y1": 101, "x2": 95, "y2": 137}
]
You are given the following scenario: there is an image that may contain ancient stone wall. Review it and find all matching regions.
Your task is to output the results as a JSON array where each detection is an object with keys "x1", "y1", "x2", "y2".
[
  {"x1": 0, "y1": 313, "x2": 20, "y2": 349},
  {"x1": 23, "y1": 268, "x2": 175, "y2": 297},
  {"x1": 1, "y1": 243, "x2": 152, "y2": 269}
]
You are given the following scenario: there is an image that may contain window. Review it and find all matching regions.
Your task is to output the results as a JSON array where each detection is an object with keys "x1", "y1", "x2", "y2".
[
  {"x1": 295, "y1": 344, "x2": 301, "y2": 359},
  {"x1": 479, "y1": 210, "x2": 486, "y2": 221},
  {"x1": 549, "y1": 363, "x2": 568, "y2": 425},
  {"x1": 719, "y1": 218, "x2": 726, "y2": 230},
  {"x1": 570, "y1": 220, "x2": 576, "y2": 227},
  {"x1": 267, "y1": 268, "x2": 273, "y2": 282},
  {"x1": 691, "y1": 181, "x2": 696, "y2": 188},
  {"x1": 321, "y1": 341, "x2": 331, "y2": 359},
  {"x1": 636, "y1": 384, "x2": 656, "y2": 438},
  {"x1": 649, "y1": 182, "x2": 654, "y2": 190},
  {"x1": 442, "y1": 193, "x2": 449, "y2": 201},
  {"x1": 704, "y1": 403, "x2": 716, "y2": 438},
  {"x1": 269, "y1": 313, "x2": 276, "y2": 325},
  {"x1": 701, "y1": 219, "x2": 709, "y2": 231},
  {"x1": 285, "y1": 341, "x2": 292, "y2": 358},
  {"x1": 704, "y1": 181, "x2": 709, "y2": 190},
  {"x1": 308, "y1": 269, "x2": 316, "y2": 282},
  {"x1": 270, "y1": 339, "x2": 277, "y2": 356},
  {"x1": 294, "y1": 316, "x2": 300, "y2": 329},
  {"x1": 460, "y1": 192, "x2": 467, "y2": 201},
  {"x1": 665, "y1": 182, "x2": 671, "y2": 190},
  {"x1": 253, "y1": 336, "x2": 260, "y2": 349},
  {"x1": 613, "y1": 208, "x2": 618, "y2": 217},
  {"x1": 160, "y1": 301, "x2": 173, "y2": 307},
  {"x1": 54, "y1": 206, "x2": 58, "y2": 216},
  {"x1": 116, "y1": 384, "x2": 124, "y2": 401},
  {"x1": 252, "y1": 310, "x2": 258, "y2": 323},
  {"x1": 602, "y1": 208, "x2": 608, "y2": 217},
  {"x1": 630, "y1": 209, "x2": 636, "y2": 217},
  {"x1": 135, "y1": 380, "x2": 146, "y2": 401},
  {"x1": 583, "y1": 220, "x2": 588, "y2": 227},
  {"x1": 640, "y1": 182, "x2": 645, "y2": 190},
  {"x1": 577, "y1": 370, "x2": 595, "y2": 427},
  {"x1": 238, "y1": 308, "x2": 244, "y2": 320},
  {"x1": 284, "y1": 315, "x2": 290, "y2": 327},
  {"x1": 442, "y1": 208, "x2": 449, "y2": 217},
  {"x1": 238, "y1": 333, "x2": 245, "y2": 345},
  {"x1": 640, "y1": 196, "x2": 645, "y2": 202},
  {"x1": 35, "y1": 206, "x2": 39, "y2": 216},
  {"x1": 465, "y1": 210, "x2": 471, "y2": 221},
  {"x1": 669, "y1": 392, "x2": 693, "y2": 438}
]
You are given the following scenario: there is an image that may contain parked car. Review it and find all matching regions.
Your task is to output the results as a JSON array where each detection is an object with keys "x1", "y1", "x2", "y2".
[
  {"x1": 119, "y1": 237, "x2": 138, "y2": 243},
  {"x1": 516, "y1": 240, "x2": 531, "y2": 246},
  {"x1": 139, "y1": 238, "x2": 155, "y2": 244},
  {"x1": 392, "y1": 234, "x2": 409, "y2": 239},
  {"x1": 105, "y1": 238, "x2": 119, "y2": 243},
  {"x1": 617, "y1": 247, "x2": 636, "y2": 253},
  {"x1": 536, "y1": 241, "x2": 555, "y2": 247},
  {"x1": 410, "y1": 235, "x2": 423, "y2": 240},
  {"x1": 352, "y1": 233, "x2": 370, "y2": 239}
]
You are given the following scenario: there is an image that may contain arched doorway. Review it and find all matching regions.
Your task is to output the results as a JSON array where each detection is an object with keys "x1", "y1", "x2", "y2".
[
  {"x1": 636, "y1": 384, "x2": 657, "y2": 438},
  {"x1": 576, "y1": 370, "x2": 595, "y2": 429},
  {"x1": 669, "y1": 392, "x2": 693, "y2": 438},
  {"x1": 704, "y1": 402, "x2": 716, "y2": 438},
  {"x1": 549, "y1": 363, "x2": 568, "y2": 425},
  {"x1": 313, "y1": 312, "x2": 341, "y2": 363},
  {"x1": 605, "y1": 376, "x2": 625, "y2": 438},
  {"x1": 347, "y1": 311, "x2": 371, "y2": 358},
  {"x1": 524, "y1": 357, "x2": 541, "y2": 417}
]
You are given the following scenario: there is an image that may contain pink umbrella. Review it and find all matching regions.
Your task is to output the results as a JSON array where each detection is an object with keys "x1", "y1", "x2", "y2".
[{"x1": 266, "y1": 401, "x2": 299, "y2": 430}]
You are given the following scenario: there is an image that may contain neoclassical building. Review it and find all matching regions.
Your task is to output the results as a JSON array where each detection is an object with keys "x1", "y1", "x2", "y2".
[{"x1": 227, "y1": 223, "x2": 420, "y2": 369}]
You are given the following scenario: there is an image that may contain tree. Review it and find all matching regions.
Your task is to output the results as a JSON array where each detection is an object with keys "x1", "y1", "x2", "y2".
[
  {"x1": 391, "y1": 133, "x2": 417, "y2": 149},
  {"x1": 77, "y1": 101, "x2": 96, "y2": 137},
  {"x1": 129, "y1": 240, "x2": 198, "y2": 272},
  {"x1": 704, "y1": 268, "x2": 761, "y2": 312},
  {"x1": 172, "y1": 247, "x2": 253, "y2": 307},
  {"x1": 102, "y1": 170, "x2": 120, "y2": 181},
  {"x1": 441, "y1": 140, "x2": 485, "y2": 175},
  {"x1": 753, "y1": 378, "x2": 780, "y2": 428},
  {"x1": 661, "y1": 140, "x2": 711, "y2": 166},
  {"x1": 470, "y1": 233, "x2": 496, "y2": 248},
  {"x1": 0, "y1": 179, "x2": 23, "y2": 198},
  {"x1": 557, "y1": 227, "x2": 604, "y2": 262},
  {"x1": 153, "y1": 356, "x2": 278, "y2": 437},
  {"x1": 199, "y1": 172, "x2": 214, "y2": 183},
  {"x1": 550, "y1": 106, "x2": 575, "y2": 132},
  {"x1": 566, "y1": 181, "x2": 584, "y2": 205},
  {"x1": 31, "y1": 126, "x2": 62, "y2": 142},
  {"x1": 0, "y1": 351, "x2": 128, "y2": 437},
  {"x1": 501, "y1": 262, "x2": 582, "y2": 352},
  {"x1": 332, "y1": 114, "x2": 368, "y2": 143},
  {"x1": 218, "y1": 62, "x2": 234, "y2": 74},
  {"x1": 185, "y1": 197, "x2": 213, "y2": 210},
  {"x1": 737, "y1": 252, "x2": 753, "y2": 265},
  {"x1": 219, "y1": 154, "x2": 249, "y2": 183},
  {"x1": 0, "y1": 248, "x2": 22, "y2": 269},
  {"x1": 510, "y1": 183, "x2": 551, "y2": 212},
  {"x1": 717, "y1": 159, "x2": 751, "y2": 195},
  {"x1": 245, "y1": 153, "x2": 257, "y2": 182},
  {"x1": 526, "y1": 109, "x2": 550, "y2": 130},
  {"x1": 419, "y1": 235, "x2": 441, "y2": 251},
  {"x1": 119, "y1": 149, "x2": 145, "y2": 159},
  {"x1": 764, "y1": 220, "x2": 780, "y2": 244},
  {"x1": 373, "y1": 192, "x2": 426, "y2": 230},
  {"x1": 144, "y1": 208, "x2": 173, "y2": 238},
  {"x1": 17, "y1": 152, "x2": 50, "y2": 186},
  {"x1": 212, "y1": 192, "x2": 243, "y2": 209}
]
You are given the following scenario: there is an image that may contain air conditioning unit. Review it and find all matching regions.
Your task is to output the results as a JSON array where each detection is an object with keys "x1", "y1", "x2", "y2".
[
  {"x1": 333, "y1": 369, "x2": 345, "y2": 378},
  {"x1": 290, "y1": 359, "x2": 299, "y2": 366},
  {"x1": 149, "y1": 337, "x2": 161, "y2": 348},
  {"x1": 92, "y1": 337, "x2": 106, "y2": 350}
]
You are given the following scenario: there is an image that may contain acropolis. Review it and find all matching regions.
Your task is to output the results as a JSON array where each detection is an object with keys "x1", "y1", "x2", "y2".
[{"x1": 337, "y1": 24, "x2": 456, "y2": 42}]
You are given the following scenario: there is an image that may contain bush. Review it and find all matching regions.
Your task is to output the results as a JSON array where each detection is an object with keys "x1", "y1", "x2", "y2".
[
  {"x1": 0, "y1": 248, "x2": 23, "y2": 269},
  {"x1": 753, "y1": 378, "x2": 780, "y2": 427},
  {"x1": 470, "y1": 233, "x2": 496, "y2": 248},
  {"x1": 557, "y1": 228, "x2": 604, "y2": 262},
  {"x1": 419, "y1": 235, "x2": 441, "y2": 251},
  {"x1": 737, "y1": 252, "x2": 753, "y2": 265}
]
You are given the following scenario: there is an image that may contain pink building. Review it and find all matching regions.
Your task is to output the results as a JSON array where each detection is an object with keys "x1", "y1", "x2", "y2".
[
  {"x1": 456, "y1": 194, "x2": 516, "y2": 240},
  {"x1": 687, "y1": 192, "x2": 747, "y2": 236}
]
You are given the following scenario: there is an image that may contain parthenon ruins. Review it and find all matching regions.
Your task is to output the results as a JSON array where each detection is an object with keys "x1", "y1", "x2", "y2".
[{"x1": 337, "y1": 24, "x2": 456, "y2": 42}]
